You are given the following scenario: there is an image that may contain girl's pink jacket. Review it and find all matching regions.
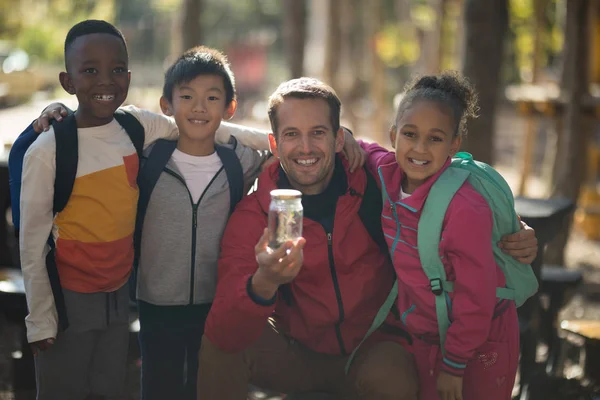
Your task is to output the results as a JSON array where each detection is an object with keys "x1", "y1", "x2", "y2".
[{"x1": 361, "y1": 140, "x2": 512, "y2": 376}]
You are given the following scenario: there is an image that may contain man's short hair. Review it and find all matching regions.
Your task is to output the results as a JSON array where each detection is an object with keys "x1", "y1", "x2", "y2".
[
  {"x1": 268, "y1": 77, "x2": 341, "y2": 136},
  {"x1": 64, "y1": 20, "x2": 128, "y2": 69},
  {"x1": 162, "y1": 46, "x2": 236, "y2": 106}
]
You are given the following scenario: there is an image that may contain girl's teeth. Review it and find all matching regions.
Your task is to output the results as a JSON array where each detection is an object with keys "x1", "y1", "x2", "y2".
[{"x1": 411, "y1": 159, "x2": 428, "y2": 165}]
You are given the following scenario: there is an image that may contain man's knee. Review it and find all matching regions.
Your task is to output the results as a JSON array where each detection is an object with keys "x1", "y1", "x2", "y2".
[
  {"x1": 198, "y1": 334, "x2": 246, "y2": 371},
  {"x1": 350, "y1": 341, "x2": 418, "y2": 400}
]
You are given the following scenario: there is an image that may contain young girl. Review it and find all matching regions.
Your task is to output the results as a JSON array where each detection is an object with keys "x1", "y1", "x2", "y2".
[{"x1": 361, "y1": 72, "x2": 519, "y2": 400}]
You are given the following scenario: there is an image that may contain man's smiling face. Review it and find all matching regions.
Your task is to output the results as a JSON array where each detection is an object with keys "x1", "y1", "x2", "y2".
[{"x1": 270, "y1": 97, "x2": 344, "y2": 195}]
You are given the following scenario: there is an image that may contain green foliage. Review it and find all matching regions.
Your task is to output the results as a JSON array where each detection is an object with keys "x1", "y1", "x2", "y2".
[
  {"x1": 0, "y1": 0, "x2": 116, "y2": 63},
  {"x1": 508, "y1": 0, "x2": 564, "y2": 82}
]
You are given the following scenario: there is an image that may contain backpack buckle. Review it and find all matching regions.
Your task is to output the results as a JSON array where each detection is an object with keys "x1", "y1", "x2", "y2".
[{"x1": 430, "y1": 279, "x2": 443, "y2": 296}]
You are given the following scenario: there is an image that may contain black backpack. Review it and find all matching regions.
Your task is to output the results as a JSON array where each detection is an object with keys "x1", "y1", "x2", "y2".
[{"x1": 9, "y1": 110, "x2": 145, "y2": 331}]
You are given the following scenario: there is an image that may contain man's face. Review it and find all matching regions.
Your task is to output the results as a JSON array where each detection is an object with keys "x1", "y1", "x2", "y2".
[
  {"x1": 61, "y1": 33, "x2": 130, "y2": 128},
  {"x1": 269, "y1": 97, "x2": 344, "y2": 195}
]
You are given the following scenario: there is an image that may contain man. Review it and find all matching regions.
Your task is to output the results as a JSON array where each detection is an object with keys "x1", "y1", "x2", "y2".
[{"x1": 197, "y1": 78, "x2": 538, "y2": 399}]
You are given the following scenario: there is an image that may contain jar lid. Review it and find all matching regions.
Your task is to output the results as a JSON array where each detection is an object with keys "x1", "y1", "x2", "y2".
[{"x1": 270, "y1": 189, "x2": 302, "y2": 200}]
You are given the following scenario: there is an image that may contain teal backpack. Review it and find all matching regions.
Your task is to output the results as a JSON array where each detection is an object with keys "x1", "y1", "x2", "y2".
[{"x1": 346, "y1": 152, "x2": 538, "y2": 373}]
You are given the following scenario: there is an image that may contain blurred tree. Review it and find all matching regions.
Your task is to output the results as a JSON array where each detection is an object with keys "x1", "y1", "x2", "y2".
[
  {"x1": 545, "y1": 0, "x2": 590, "y2": 265},
  {"x1": 324, "y1": 0, "x2": 342, "y2": 88},
  {"x1": 282, "y1": 0, "x2": 306, "y2": 78},
  {"x1": 461, "y1": 0, "x2": 509, "y2": 165},
  {"x1": 181, "y1": 0, "x2": 203, "y2": 52}
]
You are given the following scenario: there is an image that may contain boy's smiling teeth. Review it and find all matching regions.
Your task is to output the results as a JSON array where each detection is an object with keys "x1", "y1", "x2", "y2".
[
  {"x1": 409, "y1": 158, "x2": 429, "y2": 165},
  {"x1": 189, "y1": 119, "x2": 208, "y2": 124},
  {"x1": 296, "y1": 158, "x2": 317, "y2": 165},
  {"x1": 93, "y1": 94, "x2": 115, "y2": 101}
]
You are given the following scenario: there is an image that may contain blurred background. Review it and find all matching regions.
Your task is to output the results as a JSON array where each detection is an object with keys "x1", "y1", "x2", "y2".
[{"x1": 0, "y1": 0, "x2": 600, "y2": 399}]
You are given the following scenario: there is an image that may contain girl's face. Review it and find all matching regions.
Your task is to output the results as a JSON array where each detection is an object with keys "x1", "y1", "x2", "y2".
[{"x1": 391, "y1": 100, "x2": 462, "y2": 193}]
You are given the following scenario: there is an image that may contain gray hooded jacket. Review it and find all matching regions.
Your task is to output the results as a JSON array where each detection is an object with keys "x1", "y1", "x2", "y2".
[{"x1": 136, "y1": 141, "x2": 267, "y2": 305}]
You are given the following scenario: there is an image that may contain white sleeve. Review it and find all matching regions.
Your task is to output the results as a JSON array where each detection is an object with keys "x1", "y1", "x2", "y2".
[
  {"x1": 119, "y1": 105, "x2": 179, "y2": 148},
  {"x1": 215, "y1": 121, "x2": 271, "y2": 151},
  {"x1": 120, "y1": 105, "x2": 271, "y2": 151},
  {"x1": 19, "y1": 144, "x2": 58, "y2": 343}
]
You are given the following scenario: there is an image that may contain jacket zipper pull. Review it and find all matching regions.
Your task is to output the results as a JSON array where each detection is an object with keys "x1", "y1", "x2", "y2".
[
  {"x1": 327, "y1": 232, "x2": 332, "y2": 245},
  {"x1": 193, "y1": 206, "x2": 198, "y2": 228}
]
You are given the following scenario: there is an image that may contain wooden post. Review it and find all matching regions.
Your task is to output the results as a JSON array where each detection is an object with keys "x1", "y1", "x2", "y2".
[
  {"x1": 546, "y1": 0, "x2": 591, "y2": 265},
  {"x1": 461, "y1": 0, "x2": 508, "y2": 165},
  {"x1": 283, "y1": 0, "x2": 307, "y2": 78}
]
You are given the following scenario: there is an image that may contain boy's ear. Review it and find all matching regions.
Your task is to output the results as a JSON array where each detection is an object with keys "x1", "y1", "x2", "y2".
[
  {"x1": 59, "y1": 72, "x2": 75, "y2": 95},
  {"x1": 389, "y1": 125, "x2": 397, "y2": 147},
  {"x1": 159, "y1": 96, "x2": 173, "y2": 116},
  {"x1": 223, "y1": 99, "x2": 237, "y2": 120},
  {"x1": 268, "y1": 133, "x2": 278, "y2": 158}
]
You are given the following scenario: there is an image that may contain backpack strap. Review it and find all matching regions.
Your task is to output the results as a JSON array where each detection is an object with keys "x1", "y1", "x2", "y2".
[
  {"x1": 358, "y1": 167, "x2": 388, "y2": 254},
  {"x1": 52, "y1": 114, "x2": 79, "y2": 214},
  {"x1": 346, "y1": 167, "x2": 394, "y2": 374},
  {"x1": 134, "y1": 139, "x2": 177, "y2": 267},
  {"x1": 417, "y1": 167, "x2": 470, "y2": 353},
  {"x1": 215, "y1": 137, "x2": 244, "y2": 215},
  {"x1": 113, "y1": 109, "x2": 145, "y2": 159},
  {"x1": 45, "y1": 113, "x2": 80, "y2": 331}
]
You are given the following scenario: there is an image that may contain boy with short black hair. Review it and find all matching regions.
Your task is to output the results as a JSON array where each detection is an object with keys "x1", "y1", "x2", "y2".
[
  {"x1": 135, "y1": 45, "x2": 269, "y2": 400},
  {"x1": 18, "y1": 20, "x2": 268, "y2": 400}
]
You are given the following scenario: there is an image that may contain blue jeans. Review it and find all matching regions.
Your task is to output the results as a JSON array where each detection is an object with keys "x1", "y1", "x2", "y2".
[{"x1": 138, "y1": 301, "x2": 212, "y2": 400}]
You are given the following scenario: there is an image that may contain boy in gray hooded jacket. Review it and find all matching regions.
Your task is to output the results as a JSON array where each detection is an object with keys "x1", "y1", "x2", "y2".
[{"x1": 134, "y1": 46, "x2": 269, "y2": 400}]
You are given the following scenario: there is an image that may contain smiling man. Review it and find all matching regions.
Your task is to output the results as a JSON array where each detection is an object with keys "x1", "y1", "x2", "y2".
[{"x1": 197, "y1": 78, "x2": 538, "y2": 400}]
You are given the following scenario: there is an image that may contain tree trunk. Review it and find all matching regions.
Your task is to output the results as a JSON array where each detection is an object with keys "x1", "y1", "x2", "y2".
[
  {"x1": 460, "y1": 0, "x2": 508, "y2": 165},
  {"x1": 369, "y1": 0, "x2": 387, "y2": 144},
  {"x1": 421, "y1": 0, "x2": 447, "y2": 74},
  {"x1": 283, "y1": 0, "x2": 307, "y2": 78},
  {"x1": 545, "y1": 0, "x2": 590, "y2": 265},
  {"x1": 181, "y1": 0, "x2": 202, "y2": 53},
  {"x1": 324, "y1": 0, "x2": 342, "y2": 88}
]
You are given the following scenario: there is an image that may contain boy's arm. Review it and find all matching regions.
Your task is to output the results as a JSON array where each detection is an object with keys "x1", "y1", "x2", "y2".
[
  {"x1": 217, "y1": 121, "x2": 270, "y2": 151},
  {"x1": 119, "y1": 105, "x2": 272, "y2": 151},
  {"x1": 19, "y1": 145, "x2": 58, "y2": 343}
]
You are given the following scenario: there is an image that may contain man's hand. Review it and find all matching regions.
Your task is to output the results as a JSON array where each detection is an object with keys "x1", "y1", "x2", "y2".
[
  {"x1": 498, "y1": 220, "x2": 538, "y2": 264},
  {"x1": 30, "y1": 338, "x2": 55, "y2": 355},
  {"x1": 33, "y1": 103, "x2": 70, "y2": 133},
  {"x1": 437, "y1": 371, "x2": 463, "y2": 400},
  {"x1": 251, "y1": 228, "x2": 306, "y2": 299},
  {"x1": 342, "y1": 128, "x2": 366, "y2": 173}
]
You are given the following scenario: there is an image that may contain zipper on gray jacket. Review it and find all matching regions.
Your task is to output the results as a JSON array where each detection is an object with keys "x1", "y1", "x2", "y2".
[{"x1": 164, "y1": 166, "x2": 224, "y2": 304}]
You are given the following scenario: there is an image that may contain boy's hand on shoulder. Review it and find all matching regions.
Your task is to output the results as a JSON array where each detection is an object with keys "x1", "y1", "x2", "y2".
[
  {"x1": 33, "y1": 103, "x2": 70, "y2": 133},
  {"x1": 30, "y1": 338, "x2": 55, "y2": 355},
  {"x1": 437, "y1": 371, "x2": 463, "y2": 400},
  {"x1": 342, "y1": 127, "x2": 366, "y2": 173}
]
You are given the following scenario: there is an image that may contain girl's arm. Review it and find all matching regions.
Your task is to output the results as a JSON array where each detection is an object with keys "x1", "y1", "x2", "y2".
[
  {"x1": 440, "y1": 198, "x2": 498, "y2": 377},
  {"x1": 357, "y1": 140, "x2": 396, "y2": 185}
]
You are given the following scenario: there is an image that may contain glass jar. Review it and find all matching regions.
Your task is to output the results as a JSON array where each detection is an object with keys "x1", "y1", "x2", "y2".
[{"x1": 268, "y1": 189, "x2": 303, "y2": 251}]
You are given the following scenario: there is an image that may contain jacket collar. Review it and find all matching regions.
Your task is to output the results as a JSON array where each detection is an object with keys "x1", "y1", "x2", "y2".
[
  {"x1": 378, "y1": 157, "x2": 452, "y2": 212},
  {"x1": 255, "y1": 154, "x2": 366, "y2": 214}
]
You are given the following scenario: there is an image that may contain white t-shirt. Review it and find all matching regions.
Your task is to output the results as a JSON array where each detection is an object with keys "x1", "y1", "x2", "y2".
[
  {"x1": 171, "y1": 149, "x2": 223, "y2": 203},
  {"x1": 400, "y1": 187, "x2": 412, "y2": 200}
]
